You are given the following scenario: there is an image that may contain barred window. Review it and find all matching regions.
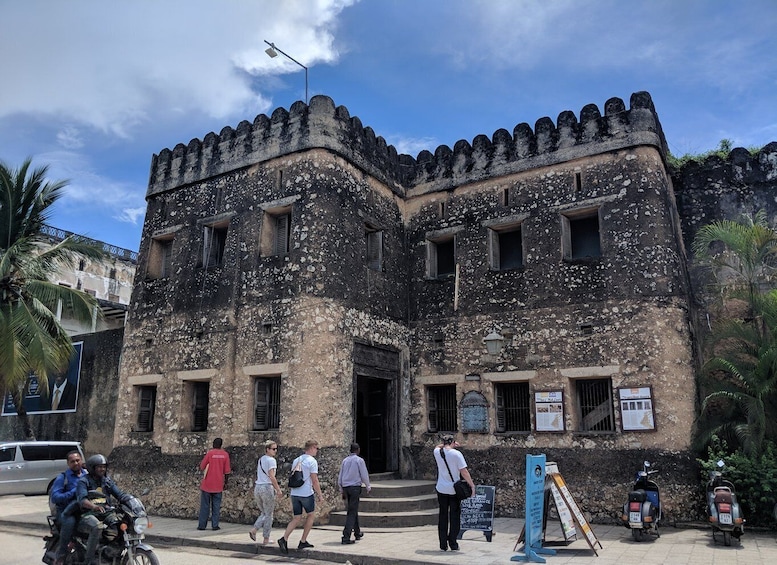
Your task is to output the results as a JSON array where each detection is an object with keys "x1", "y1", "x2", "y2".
[
  {"x1": 495, "y1": 382, "x2": 531, "y2": 432},
  {"x1": 254, "y1": 377, "x2": 281, "y2": 430},
  {"x1": 576, "y1": 378, "x2": 614, "y2": 432},
  {"x1": 427, "y1": 385, "x2": 457, "y2": 433}
]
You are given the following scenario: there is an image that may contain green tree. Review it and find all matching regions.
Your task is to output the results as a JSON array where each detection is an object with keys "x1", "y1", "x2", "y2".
[
  {"x1": 693, "y1": 211, "x2": 777, "y2": 455},
  {"x1": 0, "y1": 158, "x2": 105, "y2": 439}
]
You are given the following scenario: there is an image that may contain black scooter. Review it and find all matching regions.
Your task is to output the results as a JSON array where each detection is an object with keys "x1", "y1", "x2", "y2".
[
  {"x1": 621, "y1": 460, "x2": 661, "y2": 541},
  {"x1": 706, "y1": 460, "x2": 744, "y2": 546}
]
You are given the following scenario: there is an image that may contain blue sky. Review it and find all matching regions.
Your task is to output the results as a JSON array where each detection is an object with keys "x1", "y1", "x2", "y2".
[{"x1": 2, "y1": 0, "x2": 775, "y2": 252}]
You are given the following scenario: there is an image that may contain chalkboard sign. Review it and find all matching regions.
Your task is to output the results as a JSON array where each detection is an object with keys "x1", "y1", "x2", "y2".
[{"x1": 459, "y1": 485, "x2": 495, "y2": 542}]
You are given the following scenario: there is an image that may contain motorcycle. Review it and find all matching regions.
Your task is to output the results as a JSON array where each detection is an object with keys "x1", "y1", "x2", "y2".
[
  {"x1": 43, "y1": 493, "x2": 159, "y2": 565},
  {"x1": 621, "y1": 460, "x2": 661, "y2": 541},
  {"x1": 706, "y1": 460, "x2": 744, "y2": 546}
]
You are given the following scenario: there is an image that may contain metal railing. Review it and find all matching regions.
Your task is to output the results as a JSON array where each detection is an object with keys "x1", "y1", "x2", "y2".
[{"x1": 39, "y1": 224, "x2": 138, "y2": 263}]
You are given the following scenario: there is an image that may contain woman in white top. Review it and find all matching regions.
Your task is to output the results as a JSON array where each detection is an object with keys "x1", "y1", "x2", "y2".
[
  {"x1": 433, "y1": 434, "x2": 475, "y2": 551},
  {"x1": 249, "y1": 440, "x2": 283, "y2": 546}
]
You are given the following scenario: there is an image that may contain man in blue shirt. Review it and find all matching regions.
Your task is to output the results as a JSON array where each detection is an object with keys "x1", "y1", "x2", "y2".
[
  {"x1": 337, "y1": 442, "x2": 371, "y2": 544},
  {"x1": 49, "y1": 450, "x2": 87, "y2": 565}
]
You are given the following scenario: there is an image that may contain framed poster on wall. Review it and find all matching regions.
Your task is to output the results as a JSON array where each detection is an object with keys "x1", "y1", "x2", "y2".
[
  {"x1": 534, "y1": 390, "x2": 565, "y2": 432},
  {"x1": 618, "y1": 386, "x2": 656, "y2": 431}
]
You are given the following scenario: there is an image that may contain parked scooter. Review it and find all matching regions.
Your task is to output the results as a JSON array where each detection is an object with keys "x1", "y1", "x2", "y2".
[
  {"x1": 621, "y1": 460, "x2": 661, "y2": 541},
  {"x1": 706, "y1": 460, "x2": 744, "y2": 546}
]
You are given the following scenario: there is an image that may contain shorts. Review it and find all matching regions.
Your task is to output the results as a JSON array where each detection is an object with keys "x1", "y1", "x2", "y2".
[{"x1": 291, "y1": 494, "x2": 315, "y2": 516}]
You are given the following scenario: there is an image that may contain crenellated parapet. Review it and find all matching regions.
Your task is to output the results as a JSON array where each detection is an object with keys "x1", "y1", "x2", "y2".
[{"x1": 147, "y1": 91, "x2": 668, "y2": 198}]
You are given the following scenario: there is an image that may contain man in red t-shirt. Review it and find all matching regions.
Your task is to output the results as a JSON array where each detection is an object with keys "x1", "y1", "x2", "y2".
[{"x1": 198, "y1": 438, "x2": 232, "y2": 530}]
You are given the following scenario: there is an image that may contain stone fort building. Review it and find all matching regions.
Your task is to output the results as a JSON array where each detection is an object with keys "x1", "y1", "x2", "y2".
[{"x1": 111, "y1": 91, "x2": 777, "y2": 522}]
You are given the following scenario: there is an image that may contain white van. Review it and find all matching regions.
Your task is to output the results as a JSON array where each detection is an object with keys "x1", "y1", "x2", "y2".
[{"x1": 0, "y1": 441, "x2": 85, "y2": 495}]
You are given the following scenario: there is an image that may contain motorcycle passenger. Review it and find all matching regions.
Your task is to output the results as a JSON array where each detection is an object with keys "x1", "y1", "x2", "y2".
[
  {"x1": 49, "y1": 450, "x2": 87, "y2": 565},
  {"x1": 76, "y1": 454, "x2": 130, "y2": 565}
]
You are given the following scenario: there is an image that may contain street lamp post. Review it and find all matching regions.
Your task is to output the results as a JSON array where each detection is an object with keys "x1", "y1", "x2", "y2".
[{"x1": 264, "y1": 40, "x2": 308, "y2": 104}]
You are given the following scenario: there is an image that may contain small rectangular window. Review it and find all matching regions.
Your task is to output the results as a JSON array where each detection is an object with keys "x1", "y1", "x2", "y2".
[
  {"x1": 136, "y1": 386, "x2": 156, "y2": 432},
  {"x1": 192, "y1": 382, "x2": 210, "y2": 432},
  {"x1": 562, "y1": 209, "x2": 601, "y2": 260},
  {"x1": 78, "y1": 259, "x2": 86, "y2": 271},
  {"x1": 366, "y1": 228, "x2": 383, "y2": 271},
  {"x1": 148, "y1": 236, "x2": 174, "y2": 279},
  {"x1": 202, "y1": 224, "x2": 228, "y2": 267},
  {"x1": 253, "y1": 377, "x2": 281, "y2": 430},
  {"x1": 427, "y1": 385, "x2": 457, "y2": 433},
  {"x1": 576, "y1": 378, "x2": 614, "y2": 432},
  {"x1": 427, "y1": 236, "x2": 455, "y2": 279},
  {"x1": 574, "y1": 172, "x2": 582, "y2": 192},
  {"x1": 489, "y1": 226, "x2": 523, "y2": 270},
  {"x1": 261, "y1": 207, "x2": 292, "y2": 256},
  {"x1": 495, "y1": 382, "x2": 531, "y2": 432},
  {"x1": 109, "y1": 268, "x2": 117, "y2": 280}
]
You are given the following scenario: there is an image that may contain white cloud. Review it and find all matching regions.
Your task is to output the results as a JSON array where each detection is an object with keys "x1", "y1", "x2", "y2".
[
  {"x1": 117, "y1": 207, "x2": 147, "y2": 225},
  {"x1": 56, "y1": 126, "x2": 84, "y2": 150},
  {"x1": 0, "y1": 1, "x2": 356, "y2": 139},
  {"x1": 388, "y1": 136, "x2": 441, "y2": 158}
]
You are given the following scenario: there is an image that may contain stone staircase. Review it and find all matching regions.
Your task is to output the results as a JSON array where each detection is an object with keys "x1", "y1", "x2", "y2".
[{"x1": 328, "y1": 472, "x2": 438, "y2": 528}]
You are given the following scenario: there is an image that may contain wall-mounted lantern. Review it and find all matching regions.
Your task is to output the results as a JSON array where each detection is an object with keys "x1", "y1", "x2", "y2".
[{"x1": 483, "y1": 331, "x2": 505, "y2": 356}]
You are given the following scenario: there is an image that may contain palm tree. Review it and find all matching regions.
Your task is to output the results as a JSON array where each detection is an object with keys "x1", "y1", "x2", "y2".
[
  {"x1": 693, "y1": 211, "x2": 777, "y2": 455},
  {"x1": 0, "y1": 158, "x2": 105, "y2": 439}
]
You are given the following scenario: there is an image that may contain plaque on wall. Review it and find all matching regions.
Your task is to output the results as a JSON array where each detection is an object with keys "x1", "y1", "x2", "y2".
[
  {"x1": 461, "y1": 391, "x2": 489, "y2": 433},
  {"x1": 618, "y1": 386, "x2": 656, "y2": 431},
  {"x1": 534, "y1": 390, "x2": 565, "y2": 432}
]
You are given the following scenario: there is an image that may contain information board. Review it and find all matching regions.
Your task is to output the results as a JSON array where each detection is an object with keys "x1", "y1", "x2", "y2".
[{"x1": 459, "y1": 485, "x2": 495, "y2": 541}]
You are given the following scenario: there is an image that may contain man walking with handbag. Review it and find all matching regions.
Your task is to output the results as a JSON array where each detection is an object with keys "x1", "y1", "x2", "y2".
[
  {"x1": 433, "y1": 434, "x2": 475, "y2": 551},
  {"x1": 278, "y1": 440, "x2": 323, "y2": 554},
  {"x1": 198, "y1": 438, "x2": 231, "y2": 531},
  {"x1": 338, "y1": 442, "x2": 371, "y2": 544}
]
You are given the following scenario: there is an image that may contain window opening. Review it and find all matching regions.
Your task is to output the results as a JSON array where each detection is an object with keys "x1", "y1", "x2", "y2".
[
  {"x1": 253, "y1": 377, "x2": 281, "y2": 430},
  {"x1": 428, "y1": 237, "x2": 455, "y2": 279},
  {"x1": 109, "y1": 268, "x2": 117, "y2": 280},
  {"x1": 78, "y1": 259, "x2": 85, "y2": 271},
  {"x1": 563, "y1": 210, "x2": 601, "y2": 260},
  {"x1": 366, "y1": 228, "x2": 383, "y2": 271},
  {"x1": 503, "y1": 188, "x2": 510, "y2": 206},
  {"x1": 576, "y1": 378, "x2": 614, "y2": 432},
  {"x1": 439, "y1": 202, "x2": 447, "y2": 219},
  {"x1": 192, "y1": 382, "x2": 210, "y2": 432},
  {"x1": 427, "y1": 385, "x2": 457, "y2": 433},
  {"x1": 495, "y1": 382, "x2": 531, "y2": 432},
  {"x1": 203, "y1": 224, "x2": 228, "y2": 267},
  {"x1": 490, "y1": 226, "x2": 523, "y2": 270},
  {"x1": 574, "y1": 172, "x2": 582, "y2": 192},
  {"x1": 136, "y1": 386, "x2": 156, "y2": 432}
]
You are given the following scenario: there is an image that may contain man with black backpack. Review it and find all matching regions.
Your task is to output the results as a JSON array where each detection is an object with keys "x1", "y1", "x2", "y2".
[
  {"x1": 49, "y1": 450, "x2": 87, "y2": 565},
  {"x1": 277, "y1": 440, "x2": 323, "y2": 554}
]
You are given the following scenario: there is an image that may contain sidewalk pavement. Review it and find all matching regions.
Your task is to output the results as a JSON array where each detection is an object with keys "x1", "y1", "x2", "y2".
[{"x1": 2, "y1": 495, "x2": 776, "y2": 564}]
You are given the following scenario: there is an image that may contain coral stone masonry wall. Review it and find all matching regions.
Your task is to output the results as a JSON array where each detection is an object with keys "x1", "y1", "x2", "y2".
[{"x1": 109, "y1": 91, "x2": 777, "y2": 525}]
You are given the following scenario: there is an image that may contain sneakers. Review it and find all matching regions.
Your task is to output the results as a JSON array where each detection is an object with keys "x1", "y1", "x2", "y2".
[
  {"x1": 277, "y1": 537, "x2": 288, "y2": 554},
  {"x1": 298, "y1": 540, "x2": 314, "y2": 550},
  {"x1": 341, "y1": 538, "x2": 355, "y2": 544}
]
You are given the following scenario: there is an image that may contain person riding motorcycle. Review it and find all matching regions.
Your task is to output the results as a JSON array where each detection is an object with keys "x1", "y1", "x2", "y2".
[
  {"x1": 76, "y1": 454, "x2": 130, "y2": 565},
  {"x1": 49, "y1": 450, "x2": 87, "y2": 565}
]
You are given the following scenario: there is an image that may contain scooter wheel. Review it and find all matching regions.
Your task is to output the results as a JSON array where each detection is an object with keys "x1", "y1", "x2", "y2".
[
  {"x1": 631, "y1": 529, "x2": 644, "y2": 542},
  {"x1": 723, "y1": 531, "x2": 731, "y2": 546}
]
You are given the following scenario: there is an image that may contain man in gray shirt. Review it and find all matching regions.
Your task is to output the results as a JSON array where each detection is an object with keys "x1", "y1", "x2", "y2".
[{"x1": 337, "y1": 442, "x2": 371, "y2": 544}]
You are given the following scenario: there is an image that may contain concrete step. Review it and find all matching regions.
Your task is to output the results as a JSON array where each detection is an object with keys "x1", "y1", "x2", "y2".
[{"x1": 329, "y1": 478, "x2": 438, "y2": 528}]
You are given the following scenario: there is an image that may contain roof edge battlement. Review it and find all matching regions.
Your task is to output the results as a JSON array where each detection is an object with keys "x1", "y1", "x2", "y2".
[{"x1": 147, "y1": 91, "x2": 668, "y2": 198}]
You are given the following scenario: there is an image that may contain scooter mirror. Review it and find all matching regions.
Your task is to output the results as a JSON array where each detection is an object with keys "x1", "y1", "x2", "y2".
[
  {"x1": 716, "y1": 460, "x2": 725, "y2": 468},
  {"x1": 644, "y1": 461, "x2": 651, "y2": 467}
]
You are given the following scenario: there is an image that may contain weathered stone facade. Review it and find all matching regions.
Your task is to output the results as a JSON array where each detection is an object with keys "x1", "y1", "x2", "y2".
[{"x1": 111, "y1": 92, "x2": 777, "y2": 524}]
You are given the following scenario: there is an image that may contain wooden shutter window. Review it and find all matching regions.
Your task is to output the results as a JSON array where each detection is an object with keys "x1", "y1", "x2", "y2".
[
  {"x1": 192, "y1": 382, "x2": 210, "y2": 432},
  {"x1": 366, "y1": 230, "x2": 383, "y2": 271},
  {"x1": 136, "y1": 387, "x2": 156, "y2": 432},
  {"x1": 273, "y1": 213, "x2": 290, "y2": 255}
]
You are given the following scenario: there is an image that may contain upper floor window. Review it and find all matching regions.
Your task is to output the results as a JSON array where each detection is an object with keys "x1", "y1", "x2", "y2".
[
  {"x1": 489, "y1": 223, "x2": 523, "y2": 270},
  {"x1": 366, "y1": 227, "x2": 383, "y2": 271},
  {"x1": 427, "y1": 236, "x2": 456, "y2": 279},
  {"x1": 191, "y1": 381, "x2": 210, "y2": 432},
  {"x1": 562, "y1": 208, "x2": 601, "y2": 260},
  {"x1": 135, "y1": 386, "x2": 156, "y2": 432},
  {"x1": 254, "y1": 377, "x2": 281, "y2": 430},
  {"x1": 147, "y1": 236, "x2": 174, "y2": 279},
  {"x1": 202, "y1": 223, "x2": 228, "y2": 268},
  {"x1": 261, "y1": 207, "x2": 292, "y2": 256}
]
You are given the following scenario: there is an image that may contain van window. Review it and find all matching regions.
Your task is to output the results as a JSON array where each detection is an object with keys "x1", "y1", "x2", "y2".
[
  {"x1": 0, "y1": 446, "x2": 16, "y2": 462},
  {"x1": 49, "y1": 444, "x2": 78, "y2": 460},
  {"x1": 20, "y1": 444, "x2": 50, "y2": 461}
]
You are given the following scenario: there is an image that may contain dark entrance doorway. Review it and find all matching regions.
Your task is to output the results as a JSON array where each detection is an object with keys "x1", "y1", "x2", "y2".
[
  {"x1": 352, "y1": 342, "x2": 399, "y2": 474},
  {"x1": 356, "y1": 377, "x2": 389, "y2": 472}
]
